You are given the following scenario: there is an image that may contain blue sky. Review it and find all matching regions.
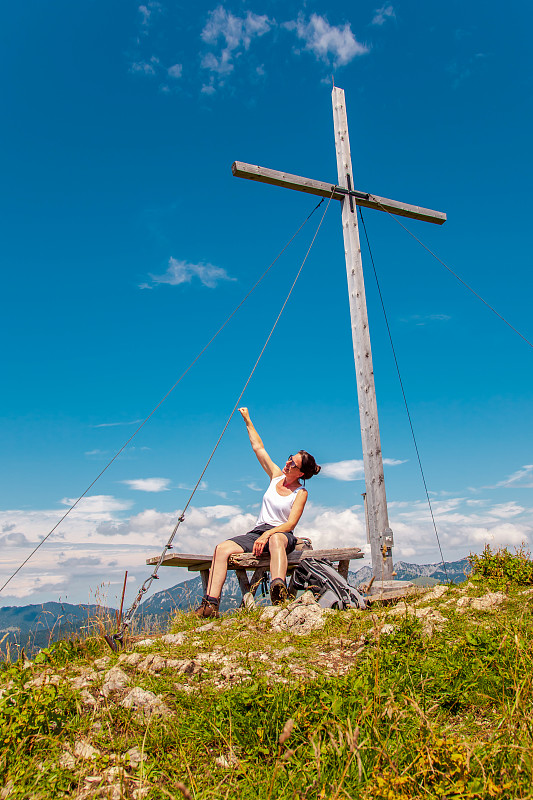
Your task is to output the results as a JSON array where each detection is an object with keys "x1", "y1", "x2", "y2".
[{"x1": 1, "y1": 0, "x2": 532, "y2": 608}]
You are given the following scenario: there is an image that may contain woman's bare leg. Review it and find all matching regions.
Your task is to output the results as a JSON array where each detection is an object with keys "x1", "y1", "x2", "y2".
[
  {"x1": 268, "y1": 533, "x2": 288, "y2": 581},
  {"x1": 206, "y1": 540, "x2": 244, "y2": 599}
]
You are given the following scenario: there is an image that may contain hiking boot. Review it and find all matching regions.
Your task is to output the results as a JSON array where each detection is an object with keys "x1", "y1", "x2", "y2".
[
  {"x1": 270, "y1": 578, "x2": 288, "y2": 605},
  {"x1": 194, "y1": 598, "x2": 220, "y2": 619}
]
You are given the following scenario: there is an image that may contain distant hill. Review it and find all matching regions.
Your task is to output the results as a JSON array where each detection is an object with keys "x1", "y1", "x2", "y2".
[
  {"x1": 0, "y1": 557, "x2": 471, "y2": 659},
  {"x1": 0, "y1": 601, "x2": 114, "y2": 661},
  {"x1": 350, "y1": 558, "x2": 470, "y2": 586}
]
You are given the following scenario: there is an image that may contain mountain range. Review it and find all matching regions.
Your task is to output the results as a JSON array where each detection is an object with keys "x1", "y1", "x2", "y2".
[{"x1": 0, "y1": 558, "x2": 471, "y2": 660}]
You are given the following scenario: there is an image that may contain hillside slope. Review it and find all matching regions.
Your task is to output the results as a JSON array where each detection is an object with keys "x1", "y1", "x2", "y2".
[{"x1": 1, "y1": 570, "x2": 532, "y2": 799}]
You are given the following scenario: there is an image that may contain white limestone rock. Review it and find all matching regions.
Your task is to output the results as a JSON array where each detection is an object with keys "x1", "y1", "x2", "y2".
[
  {"x1": 471, "y1": 592, "x2": 506, "y2": 611},
  {"x1": 80, "y1": 689, "x2": 97, "y2": 708},
  {"x1": 121, "y1": 687, "x2": 170, "y2": 720},
  {"x1": 215, "y1": 751, "x2": 239, "y2": 769},
  {"x1": 160, "y1": 632, "x2": 187, "y2": 645},
  {"x1": 415, "y1": 585, "x2": 449, "y2": 603},
  {"x1": 118, "y1": 652, "x2": 144, "y2": 667},
  {"x1": 71, "y1": 669, "x2": 98, "y2": 689},
  {"x1": 73, "y1": 739, "x2": 101, "y2": 760},
  {"x1": 125, "y1": 746, "x2": 146, "y2": 768},
  {"x1": 100, "y1": 666, "x2": 130, "y2": 697}
]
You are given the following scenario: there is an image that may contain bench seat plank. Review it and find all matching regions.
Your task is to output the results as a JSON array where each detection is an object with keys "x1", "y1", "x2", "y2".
[{"x1": 146, "y1": 546, "x2": 363, "y2": 570}]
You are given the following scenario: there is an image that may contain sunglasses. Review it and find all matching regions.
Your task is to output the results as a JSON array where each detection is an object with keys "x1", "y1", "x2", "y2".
[{"x1": 287, "y1": 455, "x2": 301, "y2": 471}]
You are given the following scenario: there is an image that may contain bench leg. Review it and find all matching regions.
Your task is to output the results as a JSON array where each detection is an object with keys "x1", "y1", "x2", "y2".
[
  {"x1": 337, "y1": 560, "x2": 349, "y2": 580},
  {"x1": 200, "y1": 569, "x2": 210, "y2": 595},
  {"x1": 235, "y1": 568, "x2": 251, "y2": 598},
  {"x1": 249, "y1": 567, "x2": 268, "y2": 596}
]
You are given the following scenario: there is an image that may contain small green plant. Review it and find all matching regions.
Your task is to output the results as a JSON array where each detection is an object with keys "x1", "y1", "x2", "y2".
[
  {"x1": 0, "y1": 670, "x2": 78, "y2": 774},
  {"x1": 468, "y1": 544, "x2": 533, "y2": 587}
]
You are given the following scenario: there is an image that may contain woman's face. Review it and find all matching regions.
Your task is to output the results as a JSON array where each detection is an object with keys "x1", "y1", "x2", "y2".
[{"x1": 283, "y1": 453, "x2": 303, "y2": 476}]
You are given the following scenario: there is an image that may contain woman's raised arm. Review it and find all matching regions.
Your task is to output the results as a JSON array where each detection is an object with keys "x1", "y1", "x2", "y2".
[{"x1": 239, "y1": 408, "x2": 282, "y2": 479}]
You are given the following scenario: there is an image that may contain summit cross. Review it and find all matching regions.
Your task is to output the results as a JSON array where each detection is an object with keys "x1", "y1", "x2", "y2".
[{"x1": 232, "y1": 86, "x2": 446, "y2": 581}]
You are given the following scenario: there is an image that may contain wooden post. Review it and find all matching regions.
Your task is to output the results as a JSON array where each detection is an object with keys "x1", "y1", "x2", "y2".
[
  {"x1": 199, "y1": 569, "x2": 209, "y2": 595},
  {"x1": 231, "y1": 87, "x2": 445, "y2": 581},
  {"x1": 332, "y1": 87, "x2": 394, "y2": 581}
]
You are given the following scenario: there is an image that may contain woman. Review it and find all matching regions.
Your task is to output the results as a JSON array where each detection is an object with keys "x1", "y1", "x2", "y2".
[{"x1": 195, "y1": 407, "x2": 321, "y2": 618}]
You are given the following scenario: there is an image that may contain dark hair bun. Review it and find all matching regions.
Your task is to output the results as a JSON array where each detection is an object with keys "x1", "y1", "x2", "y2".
[{"x1": 298, "y1": 450, "x2": 321, "y2": 480}]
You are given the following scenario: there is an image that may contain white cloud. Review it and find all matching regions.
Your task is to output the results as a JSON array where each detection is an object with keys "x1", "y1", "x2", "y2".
[
  {"x1": 177, "y1": 481, "x2": 208, "y2": 492},
  {"x1": 322, "y1": 459, "x2": 364, "y2": 481},
  {"x1": 92, "y1": 420, "x2": 142, "y2": 428},
  {"x1": 130, "y1": 56, "x2": 160, "y2": 76},
  {"x1": 201, "y1": 6, "x2": 272, "y2": 53},
  {"x1": 286, "y1": 14, "x2": 368, "y2": 67},
  {"x1": 491, "y1": 465, "x2": 533, "y2": 490},
  {"x1": 139, "y1": 5, "x2": 151, "y2": 26},
  {"x1": 400, "y1": 314, "x2": 451, "y2": 325},
  {"x1": 138, "y1": 2, "x2": 162, "y2": 30},
  {"x1": 167, "y1": 63, "x2": 183, "y2": 79},
  {"x1": 122, "y1": 478, "x2": 171, "y2": 493},
  {"x1": 1, "y1": 531, "x2": 31, "y2": 547},
  {"x1": 146, "y1": 257, "x2": 235, "y2": 289},
  {"x1": 321, "y1": 458, "x2": 406, "y2": 481},
  {"x1": 247, "y1": 482, "x2": 263, "y2": 492},
  {"x1": 1, "y1": 493, "x2": 531, "y2": 606},
  {"x1": 60, "y1": 495, "x2": 133, "y2": 514},
  {"x1": 3, "y1": 574, "x2": 68, "y2": 600},
  {"x1": 371, "y1": 5, "x2": 396, "y2": 26},
  {"x1": 200, "y1": 6, "x2": 273, "y2": 87}
]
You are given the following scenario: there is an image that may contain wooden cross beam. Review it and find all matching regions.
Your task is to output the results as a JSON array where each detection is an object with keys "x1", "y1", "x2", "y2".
[
  {"x1": 232, "y1": 162, "x2": 446, "y2": 225},
  {"x1": 233, "y1": 87, "x2": 446, "y2": 582}
]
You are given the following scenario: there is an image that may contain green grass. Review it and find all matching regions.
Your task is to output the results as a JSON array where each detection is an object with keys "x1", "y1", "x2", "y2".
[{"x1": 1, "y1": 576, "x2": 533, "y2": 799}]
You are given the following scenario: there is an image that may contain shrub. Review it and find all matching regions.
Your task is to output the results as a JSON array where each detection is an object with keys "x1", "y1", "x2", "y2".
[{"x1": 468, "y1": 544, "x2": 533, "y2": 586}]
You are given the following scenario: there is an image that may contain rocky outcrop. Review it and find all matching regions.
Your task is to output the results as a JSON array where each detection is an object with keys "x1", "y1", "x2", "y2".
[
  {"x1": 120, "y1": 687, "x2": 170, "y2": 720},
  {"x1": 261, "y1": 591, "x2": 331, "y2": 635}
]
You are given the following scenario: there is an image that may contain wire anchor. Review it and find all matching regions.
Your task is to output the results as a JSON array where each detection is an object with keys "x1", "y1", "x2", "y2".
[{"x1": 105, "y1": 512, "x2": 188, "y2": 652}]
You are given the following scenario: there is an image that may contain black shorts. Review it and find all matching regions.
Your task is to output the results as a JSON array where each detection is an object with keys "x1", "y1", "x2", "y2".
[{"x1": 228, "y1": 523, "x2": 298, "y2": 555}]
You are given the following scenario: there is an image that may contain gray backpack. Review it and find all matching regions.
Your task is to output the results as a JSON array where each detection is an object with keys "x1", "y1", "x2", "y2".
[{"x1": 289, "y1": 558, "x2": 367, "y2": 610}]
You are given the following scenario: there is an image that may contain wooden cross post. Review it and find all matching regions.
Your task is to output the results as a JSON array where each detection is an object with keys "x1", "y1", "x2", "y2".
[{"x1": 232, "y1": 87, "x2": 446, "y2": 581}]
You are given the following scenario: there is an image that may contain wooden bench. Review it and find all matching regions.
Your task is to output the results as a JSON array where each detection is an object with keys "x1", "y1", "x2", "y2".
[{"x1": 146, "y1": 547, "x2": 364, "y2": 603}]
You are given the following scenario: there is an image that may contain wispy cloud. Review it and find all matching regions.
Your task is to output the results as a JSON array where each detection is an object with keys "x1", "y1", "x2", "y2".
[
  {"x1": 447, "y1": 53, "x2": 488, "y2": 88},
  {"x1": 121, "y1": 478, "x2": 171, "y2": 493},
  {"x1": 130, "y1": 56, "x2": 160, "y2": 75},
  {"x1": 138, "y1": 2, "x2": 162, "y2": 31},
  {"x1": 490, "y1": 465, "x2": 533, "y2": 490},
  {"x1": 399, "y1": 313, "x2": 451, "y2": 326},
  {"x1": 371, "y1": 5, "x2": 396, "y2": 26},
  {"x1": 60, "y1": 495, "x2": 133, "y2": 513},
  {"x1": 177, "y1": 481, "x2": 208, "y2": 492},
  {"x1": 167, "y1": 63, "x2": 183, "y2": 79},
  {"x1": 201, "y1": 6, "x2": 273, "y2": 73},
  {"x1": 142, "y1": 257, "x2": 235, "y2": 289},
  {"x1": 92, "y1": 420, "x2": 142, "y2": 428},
  {"x1": 321, "y1": 457, "x2": 406, "y2": 481},
  {"x1": 59, "y1": 555, "x2": 102, "y2": 568},
  {"x1": 131, "y1": 6, "x2": 371, "y2": 95},
  {"x1": 285, "y1": 14, "x2": 368, "y2": 67}
]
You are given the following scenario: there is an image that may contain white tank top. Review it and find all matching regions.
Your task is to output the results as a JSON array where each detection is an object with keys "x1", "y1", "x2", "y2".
[{"x1": 255, "y1": 475, "x2": 304, "y2": 527}]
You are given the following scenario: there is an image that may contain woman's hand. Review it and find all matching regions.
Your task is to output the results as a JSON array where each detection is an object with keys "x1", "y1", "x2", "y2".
[
  {"x1": 252, "y1": 533, "x2": 271, "y2": 556},
  {"x1": 239, "y1": 407, "x2": 251, "y2": 422}
]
